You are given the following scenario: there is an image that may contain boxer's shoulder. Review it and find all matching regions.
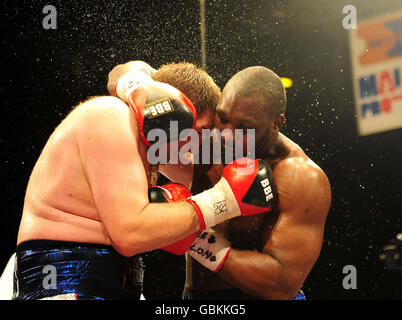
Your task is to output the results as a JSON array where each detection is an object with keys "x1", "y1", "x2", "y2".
[
  {"x1": 276, "y1": 155, "x2": 329, "y2": 188},
  {"x1": 276, "y1": 154, "x2": 324, "y2": 174},
  {"x1": 274, "y1": 136, "x2": 329, "y2": 185},
  {"x1": 273, "y1": 155, "x2": 331, "y2": 212},
  {"x1": 73, "y1": 95, "x2": 130, "y2": 118},
  {"x1": 69, "y1": 96, "x2": 139, "y2": 137}
]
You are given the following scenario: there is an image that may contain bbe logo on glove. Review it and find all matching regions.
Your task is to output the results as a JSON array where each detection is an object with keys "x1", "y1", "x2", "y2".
[
  {"x1": 260, "y1": 178, "x2": 274, "y2": 202},
  {"x1": 146, "y1": 98, "x2": 174, "y2": 118}
]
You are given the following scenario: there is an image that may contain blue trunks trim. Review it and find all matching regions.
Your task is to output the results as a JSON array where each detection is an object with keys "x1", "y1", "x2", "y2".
[
  {"x1": 182, "y1": 288, "x2": 306, "y2": 300},
  {"x1": 13, "y1": 240, "x2": 144, "y2": 300}
]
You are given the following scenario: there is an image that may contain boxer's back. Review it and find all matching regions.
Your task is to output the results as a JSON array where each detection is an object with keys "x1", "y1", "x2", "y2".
[{"x1": 17, "y1": 96, "x2": 140, "y2": 246}]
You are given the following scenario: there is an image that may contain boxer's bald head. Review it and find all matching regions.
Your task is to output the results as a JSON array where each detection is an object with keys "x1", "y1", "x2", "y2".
[
  {"x1": 228, "y1": 66, "x2": 286, "y2": 117},
  {"x1": 216, "y1": 66, "x2": 286, "y2": 158}
]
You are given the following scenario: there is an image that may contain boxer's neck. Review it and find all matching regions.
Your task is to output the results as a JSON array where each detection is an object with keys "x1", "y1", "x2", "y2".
[{"x1": 257, "y1": 131, "x2": 280, "y2": 158}]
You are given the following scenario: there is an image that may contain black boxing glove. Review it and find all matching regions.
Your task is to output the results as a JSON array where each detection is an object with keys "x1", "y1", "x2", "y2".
[{"x1": 116, "y1": 71, "x2": 197, "y2": 147}]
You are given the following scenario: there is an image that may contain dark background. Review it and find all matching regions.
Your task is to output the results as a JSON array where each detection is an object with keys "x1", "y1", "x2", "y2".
[{"x1": 1, "y1": 0, "x2": 401, "y2": 299}]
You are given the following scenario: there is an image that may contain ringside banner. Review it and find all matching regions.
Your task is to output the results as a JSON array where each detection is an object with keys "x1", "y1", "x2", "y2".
[{"x1": 349, "y1": 11, "x2": 402, "y2": 136}]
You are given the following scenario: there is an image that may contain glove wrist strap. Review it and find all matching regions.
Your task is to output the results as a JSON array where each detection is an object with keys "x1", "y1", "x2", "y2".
[
  {"x1": 115, "y1": 71, "x2": 154, "y2": 103},
  {"x1": 186, "y1": 198, "x2": 206, "y2": 231},
  {"x1": 190, "y1": 178, "x2": 241, "y2": 229}
]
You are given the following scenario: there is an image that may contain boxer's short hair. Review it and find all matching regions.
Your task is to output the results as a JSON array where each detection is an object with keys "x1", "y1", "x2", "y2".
[
  {"x1": 231, "y1": 66, "x2": 287, "y2": 117},
  {"x1": 152, "y1": 62, "x2": 220, "y2": 115}
]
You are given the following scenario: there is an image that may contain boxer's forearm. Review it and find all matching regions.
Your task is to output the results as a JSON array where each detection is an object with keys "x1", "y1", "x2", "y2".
[
  {"x1": 218, "y1": 249, "x2": 297, "y2": 300},
  {"x1": 114, "y1": 201, "x2": 199, "y2": 256}
]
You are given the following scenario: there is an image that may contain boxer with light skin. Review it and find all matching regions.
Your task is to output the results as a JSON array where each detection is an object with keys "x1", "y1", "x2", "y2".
[
  {"x1": 181, "y1": 66, "x2": 332, "y2": 300},
  {"x1": 18, "y1": 63, "x2": 204, "y2": 258},
  {"x1": 147, "y1": 62, "x2": 219, "y2": 188},
  {"x1": 12, "y1": 61, "x2": 276, "y2": 300}
]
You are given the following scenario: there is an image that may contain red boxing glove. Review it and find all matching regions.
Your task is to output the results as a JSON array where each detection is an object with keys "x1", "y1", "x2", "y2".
[
  {"x1": 189, "y1": 158, "x2": 278, "y2": 229},
  {"x1": 148, "y1": 183, "x2": 198, "y2": 255}
]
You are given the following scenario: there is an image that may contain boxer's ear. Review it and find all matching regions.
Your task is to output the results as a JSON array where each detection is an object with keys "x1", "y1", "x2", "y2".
[{"x1": 273, "y1": 114, "x2": 285, "y2": 132}]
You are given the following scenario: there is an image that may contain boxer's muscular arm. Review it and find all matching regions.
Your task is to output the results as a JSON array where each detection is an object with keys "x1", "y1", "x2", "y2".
[
  {"x1": 77, "y1": 97, "x2": 198, "y2": 257},
  {"x1": 217, "y1": 158, "x2": 331, "y2": 299}
]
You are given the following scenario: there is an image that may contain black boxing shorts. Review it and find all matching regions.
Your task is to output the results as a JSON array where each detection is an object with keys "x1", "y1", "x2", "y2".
[
  {"x1": 182, "y1": 288, "x2": 306, "y2": 300},
  {"x1": 12, "y1": 240, "x2": 144, "y2": 300}
]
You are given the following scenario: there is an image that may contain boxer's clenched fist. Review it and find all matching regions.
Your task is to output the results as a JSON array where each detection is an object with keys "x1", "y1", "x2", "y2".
[{"x1": 107, "y1": 60, "x2": 157, "y2": 96}]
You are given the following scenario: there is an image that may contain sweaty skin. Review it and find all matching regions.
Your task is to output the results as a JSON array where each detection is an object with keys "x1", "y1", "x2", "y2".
[
  {"x1": 184, "y1": 83, "x2": 332, "y2": 300},
  {"x1": 17, "y1": 96, "x2": 200, "y2": 257}
]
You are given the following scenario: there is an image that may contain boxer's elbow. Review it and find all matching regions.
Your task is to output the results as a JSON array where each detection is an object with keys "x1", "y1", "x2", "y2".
[
  {"x1": 260, "y1": 283, "x2": 300, "y2": 300},
  {"x1": 112, "y1": 235, "x2": 144, "y2": 257},
  {"x1": 258, "y1": 265, "x2": 303, "y2": 300},
  {"x1": 112, "y1": 241, "x2": 140, "y2": 257},
  {"x1": 264, "y1": 272, "x2": 303, "y2": 300},
  {"x1": 109, "y1": 221, "x2": 146, "y2": 257},
  {"x1": 257, "y1": 283, "x2": 300, "y2": 300},
  {"x1": 104, "y1": 204, "x2": 150, "y2": 257}
]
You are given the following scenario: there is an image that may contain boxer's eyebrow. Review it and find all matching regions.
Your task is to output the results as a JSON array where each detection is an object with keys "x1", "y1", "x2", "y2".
[
  {"x1": 217, "y1": 110, "x2": 226, "y2": 117},
  {"x1": 217, "y1": 110, "x2": 231, "y2": 124},
  {"x1": 237, "y1": 118, "x2": 254, "y2": 124},
  {"x1": 236, "y1": 117, "x2": 258, "y2": 128}
]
